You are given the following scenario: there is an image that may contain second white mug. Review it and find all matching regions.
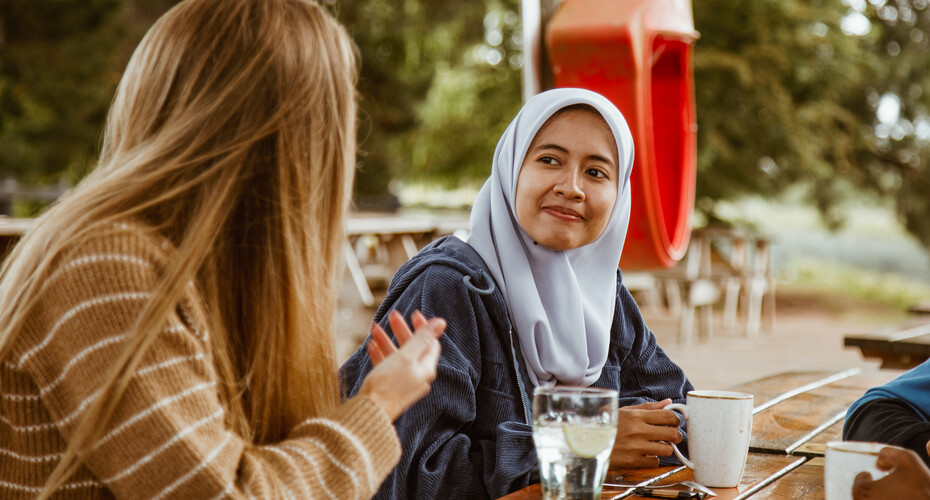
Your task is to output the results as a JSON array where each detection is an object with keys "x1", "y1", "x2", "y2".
[
  {"x1": 824, "y1": 441, "x2": 890, "y2": 500},
  {"x1": 666, "y1": 390, "x2": 754, "y2": 488}
]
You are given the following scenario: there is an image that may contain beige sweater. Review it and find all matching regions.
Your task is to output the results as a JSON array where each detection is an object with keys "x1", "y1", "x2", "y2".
[{"x1": 0, "y1": 223, "x2": 401, "y2": 499}]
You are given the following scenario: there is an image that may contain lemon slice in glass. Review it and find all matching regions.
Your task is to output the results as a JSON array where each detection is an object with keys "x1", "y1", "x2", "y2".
[{"x1": 563, "y1": 424, "x2": 616, "y2": 458}]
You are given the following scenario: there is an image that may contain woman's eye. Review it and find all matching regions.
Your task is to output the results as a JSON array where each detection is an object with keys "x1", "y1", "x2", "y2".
[
  {"x1": 539, "y1": 156, "x2": 558, "y2": 165},
  {"x1": 586, "y1": 167, "x2": 608, "y2": 179}
]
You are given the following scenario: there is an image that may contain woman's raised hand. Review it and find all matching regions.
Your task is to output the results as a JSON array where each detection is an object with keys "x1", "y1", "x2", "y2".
[
  {"x1": 359, "y1": 310, "x2": 445, "y2": 421},
  {"x1": 609, "y1": 399, "x2": 682, "y2": 468}
]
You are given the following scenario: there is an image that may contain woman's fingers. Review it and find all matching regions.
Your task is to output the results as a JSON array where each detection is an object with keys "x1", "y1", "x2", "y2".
[
  {"x1": 876, "y1": 445, "x2": 909, "y2": 470},
  {"x1": 412, "y1": 310, "x2": 428, "y2": 330},
  {"x1": 366, "y1": 338, "x2": 386, "y2": 366},
  {"x1": 417, "y1": 318, "x2": 445, "y2": 363},
  {"x1": 366, "y1": 323, "x2": 395, "y2": 366},
  {"x1": 389, "y1": 310, "x2": 414, "y2": 345},
  {"x1": 370, "y1": 310, "x2": 445, "y2": 368},
  {"x1": 627, "y1": 399, "x2": 671, "y2": 410},
  {"x1": 371, "y1": 323, "x2": 396, "y2": 351}
]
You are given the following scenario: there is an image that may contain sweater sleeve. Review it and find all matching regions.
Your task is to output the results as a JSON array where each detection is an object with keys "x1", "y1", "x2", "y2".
[
  {"x1": 10, "y1": 230, "x2": 400, "y2": 499},
  {"x1": 341, "y1": 264, "x2": 537, "y2": 500}
]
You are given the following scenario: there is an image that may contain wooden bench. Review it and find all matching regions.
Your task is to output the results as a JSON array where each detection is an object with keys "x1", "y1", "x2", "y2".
[
  {"x1": 844, "y1": 320, "x2": 930, "y2": 369},
  {"x1": 909, "y1": 301, "x2": 930, "y2": 316},
  {"x1": 0, "y1": 217, "x2": 33, "y2": 260}
]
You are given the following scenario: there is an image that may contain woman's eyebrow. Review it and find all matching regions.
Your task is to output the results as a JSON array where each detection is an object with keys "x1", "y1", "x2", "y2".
[
  {"x1": 588, "y1": 154, "x2": 616, "y2": 169},
  {"x1": 535, "y1": 143, "x2": 616, "y2": 169},
  {"x1": 535, "y1": 143, "x2": 569, "y2": 154}
]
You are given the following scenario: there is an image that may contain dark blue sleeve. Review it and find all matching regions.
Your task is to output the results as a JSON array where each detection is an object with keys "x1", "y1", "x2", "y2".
[
  {"x1": 613, "y1": 276, "x2": 694, "y2": 461},
  {"x1": 340, "y1": 265, "x2": 537, "y2": 500}
]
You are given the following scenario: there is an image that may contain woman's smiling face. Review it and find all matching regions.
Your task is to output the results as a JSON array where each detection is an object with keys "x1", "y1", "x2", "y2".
[{"x1": 514, "y1": 107, "x2": 619, "y2": 251}]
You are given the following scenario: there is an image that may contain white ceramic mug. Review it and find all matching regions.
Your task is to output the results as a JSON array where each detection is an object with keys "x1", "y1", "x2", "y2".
[
  {"x1": 824, "y1": 441, "x2": 890, "y2": 500},
  {"x1": 666, "y1": 390, "x2": 754, "y2": 488}
]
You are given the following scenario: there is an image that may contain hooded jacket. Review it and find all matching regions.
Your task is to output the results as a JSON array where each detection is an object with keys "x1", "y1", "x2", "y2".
[{"x1": 340, "y1": 236, "x2": 693, "y2": 499}]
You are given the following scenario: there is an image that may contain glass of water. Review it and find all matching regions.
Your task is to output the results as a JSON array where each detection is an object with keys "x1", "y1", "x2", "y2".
[{"x1": 532, "y1": 386, "x2": 618, "y2": 500}]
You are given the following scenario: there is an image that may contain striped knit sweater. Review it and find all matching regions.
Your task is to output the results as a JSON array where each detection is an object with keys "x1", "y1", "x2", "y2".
[{"x1": 0, "y1": 223, "x2": 401, "y2": 499}]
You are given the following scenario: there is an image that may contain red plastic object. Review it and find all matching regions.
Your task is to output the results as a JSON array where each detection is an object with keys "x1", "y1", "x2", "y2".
[{"x1": 545, "y1": 0, "x2": 699, "y2": 270}]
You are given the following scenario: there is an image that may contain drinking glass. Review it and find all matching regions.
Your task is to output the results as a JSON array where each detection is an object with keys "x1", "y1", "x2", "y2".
[{"x1": 532, "y1": 386, "x2": 618, "y2": 500}]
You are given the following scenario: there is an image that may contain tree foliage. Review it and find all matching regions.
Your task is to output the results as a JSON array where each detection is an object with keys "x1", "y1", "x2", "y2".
[
  {"x1": 328, "y1": 0, "x2": 522, "y2": 206},
  {"x1": 1, "y1": 0, "x2": 930, "y2": 251},
  {"x1": 693, "y1": 0, "x2": 930, "y2": 250},
  {"x1": 0, "y1": 0, "x2": 176, "y2": 184}
]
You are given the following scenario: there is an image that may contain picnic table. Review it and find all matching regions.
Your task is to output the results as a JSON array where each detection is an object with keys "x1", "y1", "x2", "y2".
[
  {"x1": 0, "y1": 215, "x2": 469, "y2": 301},
  {"x1": 844, "y1": 320, "x2": 930, "y2": 369},
  {"x1": 499, "y1": 367, "x2": 903, "y2": 500},
  {"x1": 343, "y1": 213, "x2": 468, "y2": 306}
]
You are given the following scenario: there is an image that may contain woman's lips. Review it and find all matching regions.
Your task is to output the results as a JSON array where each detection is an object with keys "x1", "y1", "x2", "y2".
[{"x1": 542, "y1": 206, "x2": 584, "y2": 221}]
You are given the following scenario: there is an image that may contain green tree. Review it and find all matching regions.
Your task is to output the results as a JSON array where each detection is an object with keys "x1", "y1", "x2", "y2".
[
  {"x1": 330, "y1": 0, "x2": 521, "y2": 207},
  {"x1": 4, "y1": 0, "x2": 930, "y2": 254},
  {"x1": 850, "y1": 0, "x2": 930, "y2": 249},
  {"x1": 0, "y1": 0, "x2": 176, "y2": 185},
  {"x1": 0, "y1": 0, "x2": 125, "y2": 184},
  {"x1": 692, "y1": 0, "x2": 930, "y2": 250}
]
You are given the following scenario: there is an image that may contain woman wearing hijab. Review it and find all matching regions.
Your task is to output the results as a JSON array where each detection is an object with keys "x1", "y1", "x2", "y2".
[{"x1": 341, "y1": 88, "x2": 693, "y2": 499}]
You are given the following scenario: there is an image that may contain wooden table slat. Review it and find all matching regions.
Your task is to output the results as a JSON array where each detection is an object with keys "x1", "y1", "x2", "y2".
[
  {"x1": 748, "y1": 369, "x2": 901, "y2": 455},
  {"x1": 792, "y1": 420, "x2": 845, "y2": 458},
  {"x1": 725, "y1": 370, "x2": 849, "y2": 410},
  {"x1": 748, "y1": 457, "x2": 825, "y2": 499},
  {"x1": 616, "y1": 453, "x2": 804, "y2": 500}
]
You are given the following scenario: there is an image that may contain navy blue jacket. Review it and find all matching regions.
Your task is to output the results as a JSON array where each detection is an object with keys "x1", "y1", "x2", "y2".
[{"x1": 340, "y1": 236, "x2": 693, "y2": 499}]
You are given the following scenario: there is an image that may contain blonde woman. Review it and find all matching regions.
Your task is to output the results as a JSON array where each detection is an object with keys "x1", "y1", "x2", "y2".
[{"x1": 0, "y1": 0, "x2": 444, "y2": 498}]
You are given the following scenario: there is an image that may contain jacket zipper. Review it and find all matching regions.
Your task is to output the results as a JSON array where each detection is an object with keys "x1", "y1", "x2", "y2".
[{"x1": 509, "y1": 329, "x2": 530, "y2": 425}]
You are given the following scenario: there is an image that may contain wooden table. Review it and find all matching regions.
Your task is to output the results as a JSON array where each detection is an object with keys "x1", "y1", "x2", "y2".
[
  {"x1": 500, "y1": 367, "x2": 903, "y2": 500},
  {"x1": 844, "y1": 320, "x2": 930, "y2": 369},
  {"x1": 343, "y1": 213, "x2": 468, "y2": 306}
]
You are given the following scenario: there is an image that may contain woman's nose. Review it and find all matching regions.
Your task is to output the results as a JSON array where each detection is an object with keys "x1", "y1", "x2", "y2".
[{"x1": 554, "y1": 167, "x2": 584, "y2": 200}]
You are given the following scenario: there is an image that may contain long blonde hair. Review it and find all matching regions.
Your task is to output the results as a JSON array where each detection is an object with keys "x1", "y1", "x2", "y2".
[{"x1": 0, "y1": 0, "x2": 357, "y2": 493}]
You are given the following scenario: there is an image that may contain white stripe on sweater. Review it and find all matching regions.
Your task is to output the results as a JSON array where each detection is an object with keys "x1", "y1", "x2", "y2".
[
  {"x1": 93, "y1": 381, "x2": 216, "y2": 449},
  {"x1": 302, "y1": 437, "x2": 361, "y2": 495},
  {"x1": 0, "y1": 412, "x2": 57, "y2": 432},
  {"x1": 152, "y1": 432, "x2": 234, "y2": 500},
  {"x1": 0, "y1": 447, "x2": 62, "y2": 463},
  {"x1": 40, "y1": 333, "x2": 129, "y2": 396},
  {"x1": 136, "y1": 353, "x2": 205, "y2": 377},
  {"x1": 281, "y1": 444, "x2": 338, "y2": 500},
  {"x1": 40, "y1": 324, "x2": 187, "y2": 396},
  {"x1": 104, "y1": 408, "x2": 225, "y2": 483},
  {"x1": 299, "y1": 419, "x2": 375, "y2": 490},
  {"x1": 2, "y1": 353, "x2": 204, "y2": 433},
  {"x1": 264, "y1": 447, "x2": 313, "y2": 500},
  {"x1": 45, "y1": 253, "x2": 154, "y2": 286},
  {"x1": 0, "y1": 478, "x2": 101, "y2": 493},
  {"x1": 16, "y1": 292, "x2": 151, "y2": 369},
  {"x1": 1, "y1": 392, "x2": 40, "y2": 402},
  {"x1": 206, "y1": 480, "x2": 235, "y2": 500}
]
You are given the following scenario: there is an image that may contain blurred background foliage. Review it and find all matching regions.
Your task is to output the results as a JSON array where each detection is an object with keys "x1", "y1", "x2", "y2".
[{"x1": 1, "y1": 0, "x2": 929, "y2": 252}]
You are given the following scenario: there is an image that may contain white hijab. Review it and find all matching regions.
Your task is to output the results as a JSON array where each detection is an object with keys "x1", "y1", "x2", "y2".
[{"x1": 467, "y1": 88, "x2": 634, "y2": 388}]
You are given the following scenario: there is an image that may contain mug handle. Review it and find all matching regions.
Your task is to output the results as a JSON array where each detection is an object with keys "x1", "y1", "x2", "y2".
[{"x1": 665, "y1": 403, "x2": 694, "y2": 470}]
